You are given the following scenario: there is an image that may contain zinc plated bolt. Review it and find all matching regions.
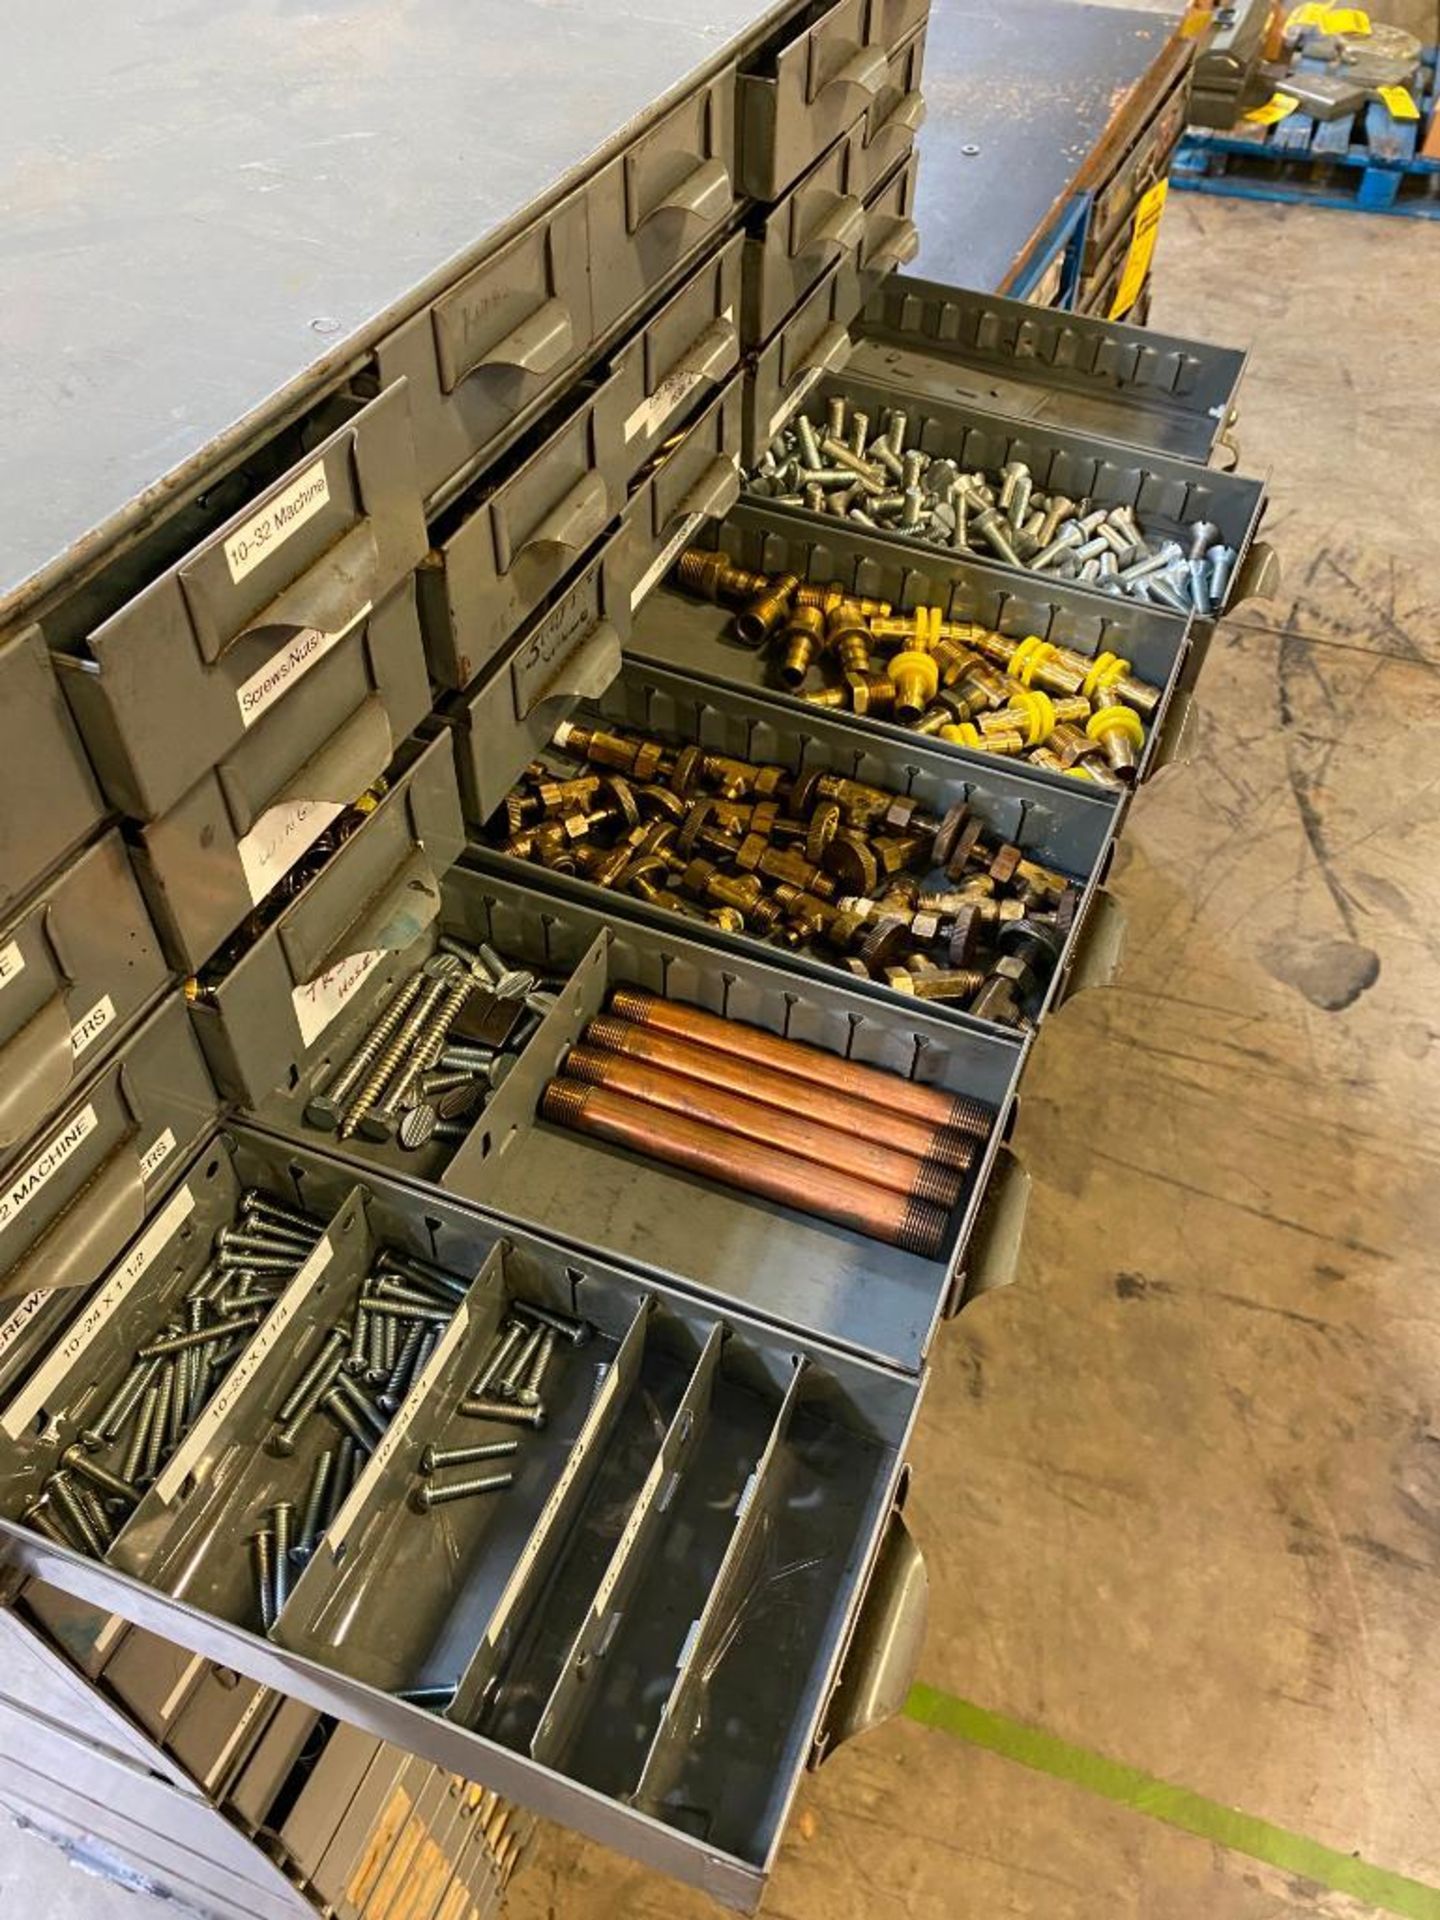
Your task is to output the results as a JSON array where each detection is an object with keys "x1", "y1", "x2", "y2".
[
  {"x1": 332, "y1": 1373, "x2": 389, "y2": 1441},
  {"x1": 81, "y1": 1354, "x2": 160, "y2": 1451},
  {"x1": 240, "y1": 1193, "x2": 325, "y2": 1238},
  {"x1": 515, "y1": 1302, "x2": 592, "y2": 1347},
  {"x1": 321, "y1": 1388, "x2": 378, "y2": 1454},
  {"x1": 521, "y1": 1329, "x2": 557, "y2": 1407},
  {"x1": 48, "y1": 1474, "x2": 107, "y2": 1557},
  {"x1": 142, "y1": 1364, "x2": 176, "y2": 1484},
  {"x1": 271, "y1": 1502, "x2": 296, "y2": 1613},
  {"x1": 271, "y1": 1345, "x2": 346, "y2": 1456},
  {"x1": 294, "y1": 1449, "x2": 334, "y2": 1564},
  {"x1": 277, "y1": 1330, "x2": 348, "y2": 1424},
  {"x1": 420, "y1": 1439, "x2": 519, "y2": 1474},
  {"x1": 470, "y1": 1322, "x2": 526, "y2": 1399},
  {"x1": 1208, "y1": 544, "x2": 1236, "y2": 608},
  {"x1": 251, "y1": 1528, "x2": 278, "y2": 1631},
  {"x1": 121, "y1": 1384, "x2": 162, "y2": 1486},
  {"x1": 459, "y1": 1396, "x2": 546, "y2": 1429},
  {"x1": 61, "y1": 1446, "x2": 140, "y2": 1507},
  {"x1": 411, "y1": 1471, "x2": 514, "y2": 1512},
  {"x1": 1029, "y1": 521, "x2": 1085, "y2": 573},
  {"x1": 341, "y1": 972, "x2": 451, "y2": 1140},
  {"x1": 307, "y1": 972, "x2": 427, "y2": 1129},
  {"x1": 972, "y1": 508, "x2": 1022, "y2": 567},
  {"x1": 497, "y1": 1325, "x2": 545, "y2": 1401}
]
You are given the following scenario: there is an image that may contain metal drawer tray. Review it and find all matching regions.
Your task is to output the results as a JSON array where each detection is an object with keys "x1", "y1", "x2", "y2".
[
  {"x1": 0, "y1": 829, "x2": 172, "y2": 1160},
  {"x1": 748, "y1": 372, "x2": 1276, "y2": 627},
  {"x1": 187, "y1": 733, "x2": 467, "y2": 1110},
  {"x1": 128, "y1": 579, "x2": 433, "y2": 973},
  {"x1": 56, "y1": 385, "x2": 428, "y2": 825},
  {"x1": 462, "y1": 654, "x2": 1122, "y2": 1037},
  {"x1": 248, "y1": 862, "x2": 1027, "y2": 1377},
  {"x1": 630, "y1": 499, "x2": 1194, "y2": 790},
  {"x1": 0, "y1": 625, "x2": 105, "y2": 922},
  {"x1": 1, "y1": 1127, "x2": 928, "y2": 1912},
  {"x1": 849, "y1": 278, "x2": 1248, "y2": 464}
]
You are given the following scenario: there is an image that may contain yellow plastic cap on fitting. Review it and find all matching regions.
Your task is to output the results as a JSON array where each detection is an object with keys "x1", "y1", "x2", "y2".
[
  {"x1": 940, "y1": 722, "x2": 984, "y2": 748},
  {"x1": 1086, "y1": 705, "x2": 1145, "y2": 748},
  {"x1": 1008, "y1": 635, "x2": 1057, "y2": 687},
  {"x1": 912, "y1": 605, "x2": 944, "y2": 650},
  {"x1": 1006, "y1": 688, "x2": 1056, "y2": 747},
  {"x1": 1082, "y1": 650, "x2": 1133, "y2": 699},
  {"x1": 891, "y1": 650, "x2": 940, "y2": 702}
]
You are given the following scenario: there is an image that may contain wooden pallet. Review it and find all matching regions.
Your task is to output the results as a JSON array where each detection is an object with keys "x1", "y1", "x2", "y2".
[{"x1": 1173, "y1": 47, "x2": 1440, "y2": 217}]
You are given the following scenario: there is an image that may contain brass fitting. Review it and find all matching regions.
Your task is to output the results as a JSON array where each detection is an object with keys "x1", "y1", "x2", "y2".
[
  {"x1": 888, "y1": 650, "x2": 940, "y2": 723},
  {"x1": 734, "y1": 572, "x2": 800, "y2": 647},
  {"x1": 673, "y1": 549, "x2": 768, "y2": 605},
  {"x1": 535, "y1": 773, "x2": 602, "y2": 815},
  {"x1": 939, "y1": 721, "x2": 1024, "y2": 756},
  {"x1": 947, "y1": 657, "x2": 1012, "y2": 715},
  {"x1": 1086, "y1": 692, "x2": 1146, "y2": 777},
  {"x1": 884, "y1": 966, "x2": 985, "y2": 1001},
  {"x1": 680, "y1": 858, "x2": 766, "y2": 919},
  {"x1": 971, "y1": 631, "x2": 1086, "y2": 696},
  {"x1": 847, "y1": 672, "x2": 897, "y2": 716},
  {"x1": 775, "y1": 604, "x2": 827, "y2": 688},
  {"x1": 552, "y1": 721, "x2": 667, "y2": 782},
  {"x1": 826, "y1": 607, "x2": 873, "y2": 677},
  {"x1": 796, "y1": 584, "x2": 892, "y2": 619}
]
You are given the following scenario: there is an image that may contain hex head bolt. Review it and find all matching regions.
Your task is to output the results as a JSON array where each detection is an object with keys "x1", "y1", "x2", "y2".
[
  {"x1": 293, "y1": 1449, "x2": 334, "y2": 1566},
  {"x1": 340, "y1": 974, "x2": 450, "y2": 1140},
  {"x1": 271, "y1": 1502, "x2": 296, "y2": 1614},
  {"x1": 251, "y1": 1527, "x2": 278, "y2": 1632},
  {"x1": 420, "y1": 1440, "x2": 520, "y2": 1475},
  {"x1": 458, "y1": 1397, "x2": 547, "y2": 1429},
  {"x1": 307, "y1": 971, "x2": 427, "y2": 1129},
  {"x1": 411, "y1": 1471, "x2": 514, "y2": 1513}
]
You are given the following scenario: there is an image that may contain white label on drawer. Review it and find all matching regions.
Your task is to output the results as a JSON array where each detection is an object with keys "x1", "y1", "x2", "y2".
[
  {"x1": 0, "y1": 942, "x2": 25, "y2": 992},
  {"x1": 328, "y1": 1302, "x2": 470, "y2": 1554},
  {"x1": 485, "y1": 1361, "x2": 621, "y2": 1649},
  {"x1": 234, "y1": 602, "x2": 372, "y2": 730},
  {"x1": 2, "y1": 1182, "x2": 195, "y2": 1439},
  {"x1": 69, "y1": 995, "x2": 116, "y2": 1061},
  {"x1": 140, "y1": 1129, "x2": 177, "y2": 1183},
  {"x1": 624, "y1": 313, "x2": 733, "y2": 447},
  {"x1": 237, "y1": 798, "x2": 346, "y2": 905},
  {"x1": 224, "y1": 459, "x2": 330, "y2": 584},
  {"x1": 152, "y1": 1232, "x2": 333, "y2": 1503},
  {"x1": 768, "y1": 359, "x2": 828, "y2": 444},
  {"x1": 0, "y1": 1288, "x2": 51, "y2": 1355},
  {"x1": 630, "y1": 510, "x2": 707, "y2": 613},
  {"x1": 293, "y1": 948, "x2": 384, "y2": 1049},
  {"x1": 0, "y1": 1104, "x2": 98, "y2": 1238}
]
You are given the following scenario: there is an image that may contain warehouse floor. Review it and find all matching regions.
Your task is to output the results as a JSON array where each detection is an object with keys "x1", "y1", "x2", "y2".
[{"x1": 8, "y1": 27, "x2": 1440, "y2": 1920}]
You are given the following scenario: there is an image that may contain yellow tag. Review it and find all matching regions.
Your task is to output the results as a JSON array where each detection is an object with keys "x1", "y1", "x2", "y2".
[
  {"x1": 1285, "y1": 3, "x2": 1328, "y2": 24},
  {"x1": 1378, "y1": 83, "x2": 1420, "y2": 119},
  {"x1": 1245, "y1": 92, "x2": 1301, "y2": 125},
  {"x1": 1321, "y1": 7, "x2": 1370, "y2": 30},
  {"x1": 1109, "y1": 179, "x2": 1169, "y2": 321}
]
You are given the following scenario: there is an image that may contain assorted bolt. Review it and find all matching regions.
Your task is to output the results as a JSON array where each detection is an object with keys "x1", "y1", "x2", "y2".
[
  {"x1": 671, "y1": 556, "x2": 1158, "y2": 783},
  {"x1": 300, "y1": 937, "x2": 552, "y2": 1151},
  {"x1": 23, "y1": 1189, "x2": 328, "y2": 1561},
  {"x1": 745, "y1": 395, "x2": 1237, "y2": 614},
  {"x1": 491, "y1": 720, "x2": 1079, "y2": 1025}
]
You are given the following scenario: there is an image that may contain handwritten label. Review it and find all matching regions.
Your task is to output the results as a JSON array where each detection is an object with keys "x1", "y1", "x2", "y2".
[
  {"x1": 486, "y1": 1363, "x2": 621, "y2": 1648},
  {"x1": 631, "y1": 511, "x2": 707, "y2": 612},
  {"x1": 623, "y1": 313, "x2": 733, "y2": 447},
  {"x1": 511, "y1": 576, "x2": 602, "y2": 718},
  {"x1": 234, "y1": 603, "x2": 371, "y2": 730},
  {"x1": 2, "y1": 1182, "x2": 195, "y2": 1439},
  {"x1": 768, "y1": 358, "x2": 828, "y2": 444},
  {"x1": 0, "y1": 1288, "x2": 52, "y2": 1356},
  {"x1": 237, "y1": 798, "x2": 345, "y2": 905},
  {"x1": 153, "y1": 1232, "x2": 333, "y2": 1502},
  {"x1": 140, "y1": 1129, "x2": 176, "y2": 1182},
  {"x1": 0, "y1": 1104, "x2": 98, "y2": 1237},
  {"x1": 70, "y1": 995, "x2": 116, "y2": 1061},
  {"x1": 293, "y1": 949, "x2": 384, "y2": 1049},
  {"x1": 328, "y1": 1303, "x2": 470, "y2": 1552},
  {"x1": 0, "y1": 941, "x2": 25, "y2": 992},
  {"x1": 224, "y1": 459, "x2": 330, "y2": 584}
]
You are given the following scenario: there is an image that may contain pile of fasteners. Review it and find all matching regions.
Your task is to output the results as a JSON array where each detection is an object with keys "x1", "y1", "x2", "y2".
[
  {"x1": 673, "y1": 550, "x2": 1158, "y2": 780},
  {"x1": 745, "y1": 396, "x2": 1235, "y2": 614},
  {"x1": 542, "y1": 989, "x2": 993, "y2": 1254},
  {"x1": 21, "y1": 1191, "x2": 330, "y2": 1561},
  {"x1": 492, "y1": 719, "x2": 1080, "y2": 1025},
  {"x1": 304, "y1": 937, "x2": 556, "y2": 1150}
]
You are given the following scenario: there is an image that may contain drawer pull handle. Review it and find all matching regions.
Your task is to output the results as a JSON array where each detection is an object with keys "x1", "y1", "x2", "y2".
[
  {"x1": 475, "y1": 297, "x2": 576, "y2": 380},
  {"x1": 676, "y1": 455, "x2": 741, "y2": 526},
  {"x1": 637, "y1": 157, "x2": 732, "y2": 232},
  {"x1": 0, "y1": 995, "x2": 74, "y2": 1153},
  {"x1": 515, "y1": 472, "x2": 611, "y2": 568},
  {"x1": 809, "y1": 193, "x2": 866, "y2": 259},
  {"x1": 812, "y1": 1507, "x2": 927, "y2": 1765},
  {"x1": 867, "y1": 217, "x2": 920, "y2": 272},
  {"x1": 949, "y1": 1146, "x2": 1030, "y2": 1313},
  {"x1": 517, "y1": 619, "x2": 623, "y2": 720},
  {"x1": 801, "y1": 321, "x2": 853, "y2": 383},
  {"x1": 882, "y1": 89, "x2": 927, "y2": 136},
  {"x1": 814, "y1": 44, "x2": 889, "y2": 103},
  {"x1": 664, "y1": 315, "x2": 739, "y2": 392},
  {"x1": 1, "y1": 1142, "x2": 146, "y2": 1304},
  {"x1": 1232, "y1": 538, "x2": 1280, "y2": 607}
]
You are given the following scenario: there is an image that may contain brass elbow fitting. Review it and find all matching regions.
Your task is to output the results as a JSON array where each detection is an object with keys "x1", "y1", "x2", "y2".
[{"x1": 734, "y1": 572, "x2": 800, "y2": 647}]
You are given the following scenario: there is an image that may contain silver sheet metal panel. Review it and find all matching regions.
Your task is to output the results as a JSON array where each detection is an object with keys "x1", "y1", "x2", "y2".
[{"x1": 0, "y1": 0, "x2": 795, "y2": 627}]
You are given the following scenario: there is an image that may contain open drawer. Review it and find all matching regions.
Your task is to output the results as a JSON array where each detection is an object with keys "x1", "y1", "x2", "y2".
[
  {"x1": 629, "y1": 499, "x2": 1194, "y2": 788},
  {"x1": 186, "y1": 734, "x2": 466, "y2": 1110},
  {"x1": 459, "y1": 655, "x2": 1122, "y2": 1037},
  {"x1": 248, "y1": 861, "x2": 1027, "y2": 1373},
  {"x1": 54, "y1": 385, "x2": 428, "y2": 826},
  {"x1": 0, "y1": 626, "x2": 105, "y2": 922},
  {"x1": 0, "y1": 830, "x2": 171, "y2": 1162},
  {"x1": 0, "y1": 1129, "x2": 929, "y2": 1911}
]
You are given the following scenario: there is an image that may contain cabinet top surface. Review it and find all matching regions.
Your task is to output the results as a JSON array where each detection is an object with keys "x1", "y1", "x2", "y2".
[{"x1": 0, "y1": 0, "x2": 790, "y2": 625}]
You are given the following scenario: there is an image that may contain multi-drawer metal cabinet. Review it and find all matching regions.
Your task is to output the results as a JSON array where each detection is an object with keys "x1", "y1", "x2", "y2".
[{"x1": 0, "y1": 1, "x2": 1276, "y2": 1912}]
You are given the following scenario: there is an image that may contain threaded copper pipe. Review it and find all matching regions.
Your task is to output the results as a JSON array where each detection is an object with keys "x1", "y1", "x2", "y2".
[
  {"x1": 541, "y1": 1080, "x2": 949, "y2": 1257},
  {"x1": 605, "y1": 988, "x2": 993, "y2": 1140},
  {"x1": 563, "y1": 1046, "x2": 966, "y2": 1211},
  {"x1": 582, "y1": 1015, "x2": 976, "y2": 1174}
]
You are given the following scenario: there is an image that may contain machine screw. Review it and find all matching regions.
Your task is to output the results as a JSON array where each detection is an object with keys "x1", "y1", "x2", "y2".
[
  {"x1": 420, "y1": 1440, "x2": 519, "y2": 1474},
  {"x1": 411, "y1": 1471, "x2": 514, "y2": 1512}
]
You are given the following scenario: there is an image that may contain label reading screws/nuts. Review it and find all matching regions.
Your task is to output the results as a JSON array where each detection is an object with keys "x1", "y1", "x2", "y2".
[
  {"x1": 0, "y1": 942, "x2": 24, "y2": 992},
  {"x1": 2, "y1": 1182, "x2": 196, "y2": 1439},
  {"x1": 69, "y1": 995, "x2": 116, "y2": 1060},
  {"x1": 0, "y1": 1104, "x2": 98, "y2": 1237},
  {"x1": 0, "y1": 1288, "x2": 52, "y2": 1356},
  {"x1": 234, "y1": 603, "x2": 372, "y2": 730},
  {"x1": 224, "y1": 459, "x2": 330, "y2": 584},
  {"x1": 237, "y1": 799, "x2": 346, "y2": 905},
  {"x1": 294, "y1": 949, "x2": 385, "y2": 1048}
]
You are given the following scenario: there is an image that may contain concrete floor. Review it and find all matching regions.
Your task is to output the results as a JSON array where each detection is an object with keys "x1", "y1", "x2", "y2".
[{"x1": 8, "y1": 10, "x2": 1440, "y2": 1920}]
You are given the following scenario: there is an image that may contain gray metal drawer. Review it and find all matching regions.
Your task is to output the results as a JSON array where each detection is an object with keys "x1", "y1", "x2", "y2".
[
  {"x1": 854, "y1": 18, "x2": 926, "y2": 200},
  {"x1": 189, "y1": 734, "x2": 466, "y2": 1109},
  {"x1": 742, "y1": 253, "x2": 868, "y2": 463},
  {"x1": 466, "y1": 654, "x2": 1121, "y2": 1035},
  {"x1": 1085, "y1": 64, "x2": 1190, "y2": 267},
  {"x1": 609, "y1": 375, "x2": 744, "y2": 624},
  {"x1": 251, "y1": 861, "x2": 1026, "y2": 1374},
  {"x1": 59, "y1": 386, "x2": 428, "y2": 825},
  {"x1": 0, "y1": 830, "x2": 170, "y2": 1160},
  {"x1": 737, "y1": 0, "x2": 896, "y2": 201},
  {"x1": 374, "y1": 185, "x2": 593, "y2": 511},
  {"x1": 0, "y1": 626, "x2": 105, "y2": 921},
  {"x1": 0, "y1": 993, "x2": 218, "y2": 1310},
  {"x1": 834, "y1": 149, "x2": 920, "y2": 311},
  {"x1": 850, "y1": 278, "x2": 1248, "y2": 464},
  {"x1": 631, "y1": 499, "x2": 1193, "y2": 789},
  {"x1": 588, "y1": 68, "x2": 740, "y2": 338},
  {"x1": 742, "y1": 125, "x2": 871, "y2": 348},
  {"x1": 0, "y1": 1125, "x2": 928, "y2": 1911},
  {"x1": 129, "y1": 580, "x2": 433, "y2": 975}
]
